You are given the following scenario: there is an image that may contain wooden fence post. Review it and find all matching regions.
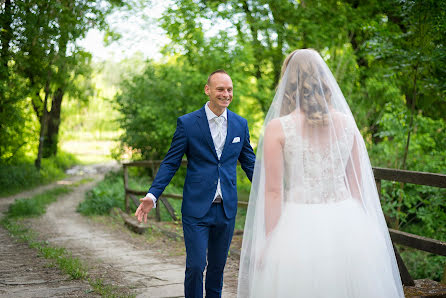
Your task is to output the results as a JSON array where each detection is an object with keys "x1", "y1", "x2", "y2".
[
  {"x1": 375, "y1": 178, "x2": 382, "y2": 199},
  {"x1": 156, "y1": 201, "x2": 161, "y2": 221},
  {"x1": 393, "y1": 244, "x2": 415, "y2": 286},
  {"x1": 123, "y1": 165, "x2": 130, "y2": 213}
]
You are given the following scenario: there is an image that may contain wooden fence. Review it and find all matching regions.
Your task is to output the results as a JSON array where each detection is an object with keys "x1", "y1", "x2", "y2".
[
  {"x1": 123, "y1": 160, "x2": 248, "y2": 222},
  {"x1": 123, "y1": 161, "x2": 446, "y2": 287},
  {"x1": 372, "y1": 167, "x2": 446, "y2": 286}
]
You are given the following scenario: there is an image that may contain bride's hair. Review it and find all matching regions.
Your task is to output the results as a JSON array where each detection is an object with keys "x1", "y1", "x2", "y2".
[{"x1": 279, "y1": 49, "x2": 332, "y2": 125}]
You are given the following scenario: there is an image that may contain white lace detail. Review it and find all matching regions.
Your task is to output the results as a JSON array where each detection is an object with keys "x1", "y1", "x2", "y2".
[{"x1": 279, "y1": 114, "x2": 355, "y2": 204}]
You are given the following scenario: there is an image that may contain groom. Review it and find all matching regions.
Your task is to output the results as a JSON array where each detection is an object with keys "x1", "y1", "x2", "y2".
[{"x1": 135, "y1": 69, "x2": 256, "y2": 298}]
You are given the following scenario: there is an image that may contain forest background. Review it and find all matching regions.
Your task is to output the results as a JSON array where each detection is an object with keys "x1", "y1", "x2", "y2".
[{"x1": 1, "y1": 0, "x2": 445, "y2": 282}]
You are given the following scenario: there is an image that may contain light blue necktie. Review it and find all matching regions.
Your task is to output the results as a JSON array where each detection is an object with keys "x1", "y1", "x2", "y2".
[{"x1": 214, "y1": 116, "x2": 225, "y2": 158}]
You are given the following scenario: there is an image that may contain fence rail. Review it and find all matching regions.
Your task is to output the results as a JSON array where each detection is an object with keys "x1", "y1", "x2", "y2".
[
  {"x1": 372, "y1": 167, "x2": 446, "y2": 286},
  {"x1": 123, "y1": 160, "x2": 446, "y2": 287}
]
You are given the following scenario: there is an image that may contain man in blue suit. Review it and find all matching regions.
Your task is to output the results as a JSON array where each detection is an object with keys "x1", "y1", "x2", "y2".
[{"x1": 135, "y1": 69, "x2": 256, "y2": 298}]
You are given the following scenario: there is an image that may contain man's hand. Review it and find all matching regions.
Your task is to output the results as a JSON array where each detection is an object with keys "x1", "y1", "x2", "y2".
[{"x1": 134, "y1": 196, "x2": 154, "y2": 223}]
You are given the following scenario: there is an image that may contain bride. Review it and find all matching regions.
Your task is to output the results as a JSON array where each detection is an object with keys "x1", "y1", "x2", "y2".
[{"x1": 237, "y1": 49, "x2": 405, "y2": 297}]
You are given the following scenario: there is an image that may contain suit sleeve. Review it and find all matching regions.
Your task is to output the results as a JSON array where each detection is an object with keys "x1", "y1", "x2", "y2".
[
  {"x1": 238, "y1": 120, "x2": 256, "y2": 182},
  {"x1": 148, "y1": 118, "x2": 187, "y2": 198}
]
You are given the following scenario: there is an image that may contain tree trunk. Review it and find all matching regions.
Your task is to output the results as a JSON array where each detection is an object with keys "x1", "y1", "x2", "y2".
[
  {"x1": 0, "y1": 0, "x2": 12, "y2": 75},
  {"x1": 43, "y1": 87, "x2": 64, "y2": 157},
  {"x1": 35, "y1": 81, "x2": 50, "y2": 169},
  {"x1": 0, "y1": 0, "x2": 12, "y2": 159}
]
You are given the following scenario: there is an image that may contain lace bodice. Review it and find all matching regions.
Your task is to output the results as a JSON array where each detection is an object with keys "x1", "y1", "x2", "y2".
[{"x1": 279, "y1": 113, "x2": 355, "y2": 204}]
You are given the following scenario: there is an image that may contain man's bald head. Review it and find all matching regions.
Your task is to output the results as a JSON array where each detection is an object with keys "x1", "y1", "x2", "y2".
[{"x1": 207, "y1": 69, "x2": 230, "y2": 86}]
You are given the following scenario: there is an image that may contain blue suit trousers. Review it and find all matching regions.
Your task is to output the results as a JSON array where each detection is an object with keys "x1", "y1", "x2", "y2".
[{"x1": 182, "y1": 203, "x2": 235, "y2": 298}]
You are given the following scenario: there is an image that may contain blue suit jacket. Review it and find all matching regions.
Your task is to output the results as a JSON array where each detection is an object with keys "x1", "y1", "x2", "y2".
[{"x1": 148, "y1": 106, "x2": 255, "y2": 219}]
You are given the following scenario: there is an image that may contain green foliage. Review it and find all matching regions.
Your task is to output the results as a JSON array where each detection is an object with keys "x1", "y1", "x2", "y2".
[
  {"x1": 0, "y1": 152, "x2": 79, "y2": 197},
  {"x1": 115, "y1": 60, "x2": 206, "y2": 160},
  {"x1": 370, "y1": 100, "x2": 446, "y2": 281},
  {"x1": 399, "y1": 246, "x2": 446, "y2": 282},
  {"x1": 77, "y1": 171, "x2": 126, "y2": 215},
  {"x1": 0, "y1": 87, "x2": 36, "y2": 162},
  {"x1": 371, "y1": 101, "x2": 446, "y2": 171},
  {"x1": 0, "y1": 0, "x2": 127, "y2": 163},
  {"x1": 7, "y1": 187, "x2": 71, "y2": 218},
  {"x1": 367, "y1": 0, "x2": 446, "y2": 121},
  {"x1": 77, "y1": 168, "x2": 185, "y2": 217},
  {"x1": 371, "y1": 102, "x2": 446, "y2": 237}
]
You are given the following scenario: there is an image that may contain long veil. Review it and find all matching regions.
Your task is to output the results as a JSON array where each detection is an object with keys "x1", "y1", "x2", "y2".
[{"x1": 237, "y1": 49, "x2": 404, "y2": 297}]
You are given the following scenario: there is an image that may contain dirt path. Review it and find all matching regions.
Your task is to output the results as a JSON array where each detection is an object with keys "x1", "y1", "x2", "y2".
[
  {"x1": 1, "y1": 163, "x2": 239, "y2": 297},
  {"x1": 0, "y1": 166, "x2": 106, "y2": 298}
]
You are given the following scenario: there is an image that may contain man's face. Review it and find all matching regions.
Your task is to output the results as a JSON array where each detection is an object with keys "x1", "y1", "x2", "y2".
[{"x1": 205, "y1": 73, "x2": 233, "y2": 111}]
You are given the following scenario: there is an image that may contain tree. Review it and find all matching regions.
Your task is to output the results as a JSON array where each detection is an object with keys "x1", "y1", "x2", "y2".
[
  {"x1": 116, "y1": 60, "x2": 206, "y2": 160},
  {"x1": 0, "y1": 0, "x2": 126, "y2": 167}
]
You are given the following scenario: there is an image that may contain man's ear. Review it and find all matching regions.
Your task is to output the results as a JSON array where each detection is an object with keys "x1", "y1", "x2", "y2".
[{"x1": 204, "y1": 84, "x2": 210, "y2": 95}]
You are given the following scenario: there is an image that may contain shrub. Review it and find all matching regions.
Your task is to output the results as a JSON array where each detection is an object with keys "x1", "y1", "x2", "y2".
[{"x1": 77, "y1": 171, "x2": 125, "y2": 215}]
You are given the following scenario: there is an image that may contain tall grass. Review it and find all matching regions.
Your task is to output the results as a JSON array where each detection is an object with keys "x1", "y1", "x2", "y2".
[
  {"x1": 0, "y1": 152, "x2": 79, "y2": 197},
  {"x1": 77, "y1": 171, "x2": 126, "y2": 215},
  {"x1": 8, "y1": 187, "x2": 72, "y2": 217}
]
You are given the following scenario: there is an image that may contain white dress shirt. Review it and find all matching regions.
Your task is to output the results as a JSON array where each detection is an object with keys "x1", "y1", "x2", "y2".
[
  {"x1": 204, "y1": 101, "x2": 227, "y2": 202},
  {"x1": 146, "y1": 102, "x2": 227, "y2": 207}
]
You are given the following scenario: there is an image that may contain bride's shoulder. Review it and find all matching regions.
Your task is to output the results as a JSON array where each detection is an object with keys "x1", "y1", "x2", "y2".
[
  {"x1": 331, "y1": 111, "x2": 355, "y2": 127},
  {"x1": 264, "y1": 118, "x2": 285, "y2": 142},
  {"x1": 265, "y1": 118, "x2": 283, "y2": 133}
]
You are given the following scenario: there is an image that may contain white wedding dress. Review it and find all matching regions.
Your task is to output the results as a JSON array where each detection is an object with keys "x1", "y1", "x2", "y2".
[
  {"x1": 237, "y1": 49, "x2": 404, "y2": 298},
  {"x1": 249, "y1": 114, "x2": 402, "y2": 298}
]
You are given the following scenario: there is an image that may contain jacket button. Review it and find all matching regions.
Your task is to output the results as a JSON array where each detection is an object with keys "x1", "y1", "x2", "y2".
[{"x1": 218, "y1": 163, "x2": 222, "y2": 167}]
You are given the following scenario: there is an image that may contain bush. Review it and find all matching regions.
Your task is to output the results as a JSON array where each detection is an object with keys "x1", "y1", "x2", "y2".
[{"x1": 77, "y1": 171, "x2": 125, "y2": 215}]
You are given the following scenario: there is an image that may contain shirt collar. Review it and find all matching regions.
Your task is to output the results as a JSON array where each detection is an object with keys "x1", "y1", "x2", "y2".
[{"x1": 205, "y1": 101, "x2": 227, "y2": 121}]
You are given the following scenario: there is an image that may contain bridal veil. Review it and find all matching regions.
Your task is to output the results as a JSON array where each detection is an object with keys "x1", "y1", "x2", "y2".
[{"x1": 237, "y1": 49, "x2": 404, "y2": 297}]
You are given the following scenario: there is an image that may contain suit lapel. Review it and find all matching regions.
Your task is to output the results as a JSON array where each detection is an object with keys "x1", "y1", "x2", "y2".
[
  {"x1": 221, "y1": 110, "x2": 235, "y2": 160},
  {"x1": 196, "y1": 107, "x2": 218, "y2": 159}
]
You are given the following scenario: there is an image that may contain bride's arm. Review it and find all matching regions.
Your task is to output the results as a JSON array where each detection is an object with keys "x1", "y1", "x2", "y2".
[
  {"x1": 263, "y1": 119, "x2": 285, "y2": 237},
  {"x1": 346, "y1": 130, "x2": 363, "y2": 202}
]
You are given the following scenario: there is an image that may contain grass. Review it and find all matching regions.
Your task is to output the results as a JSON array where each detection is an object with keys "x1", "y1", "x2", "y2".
[
  {"x1": 1, "y1": 183, "x2": 135, "y2": 297},
  {"x1": 0, "y1": 151, "x2": 80, "y2": 197},
  {"x1": 77, "y1": 171, "x2": 127, "y2": 215},
  {"x1": 7, "y1": 187, "x2": 72, "y2": 218},
  {"x1": 89, "y1": 278, "x2": 134, "y2": 298}
]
